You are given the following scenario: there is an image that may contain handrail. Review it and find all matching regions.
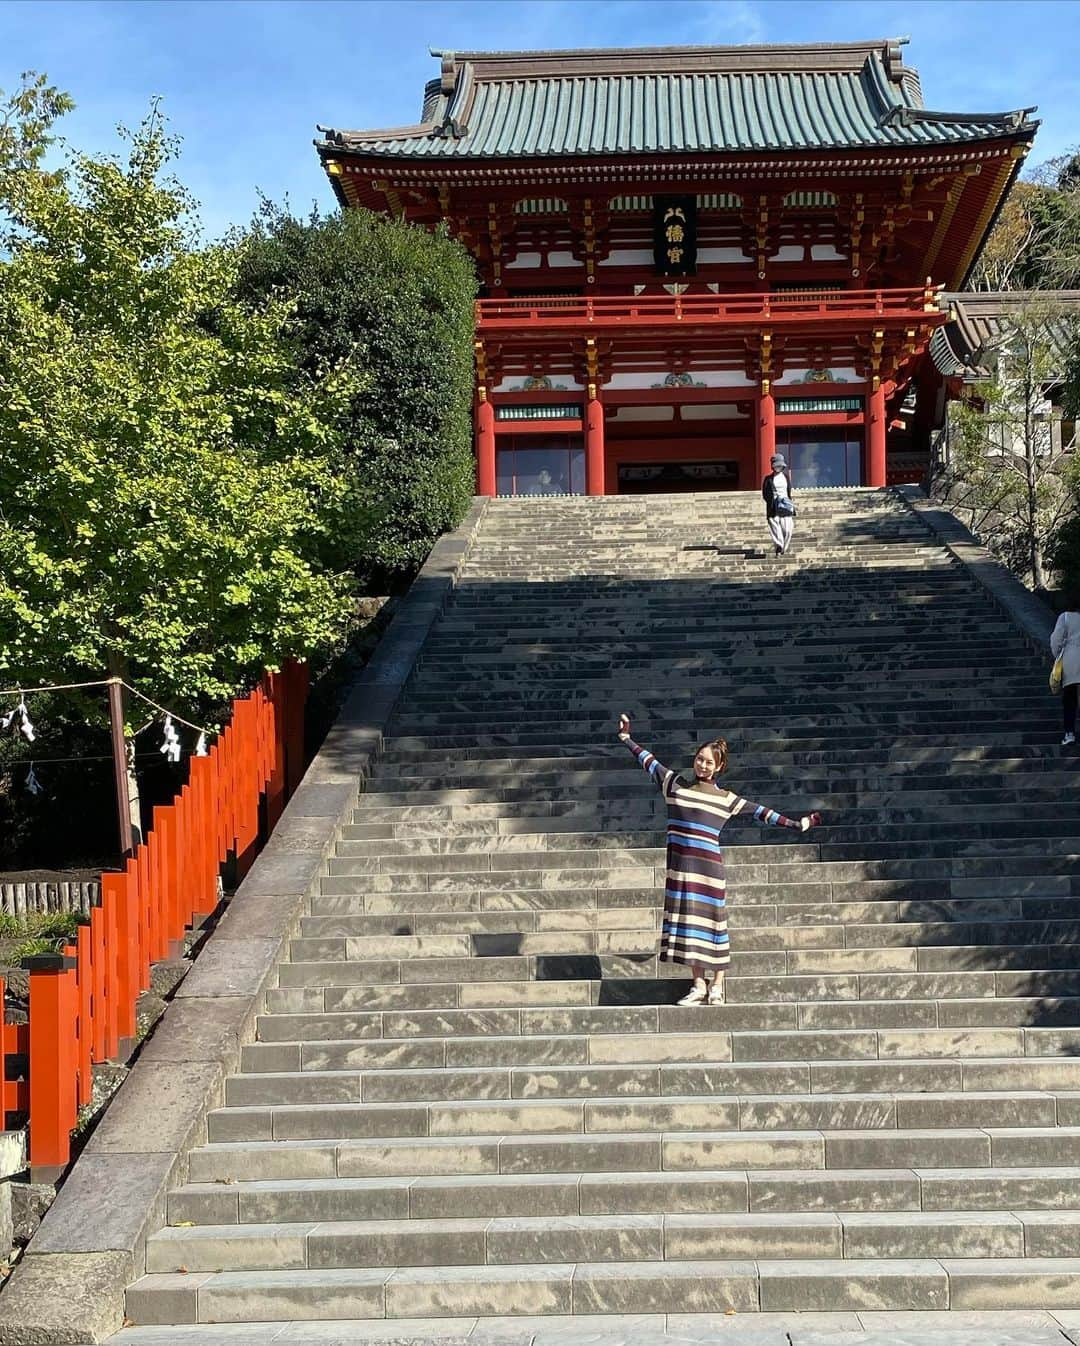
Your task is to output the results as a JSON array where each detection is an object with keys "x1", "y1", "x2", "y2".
[{"x1": 476, "y1": 286, "x2": 942, "y2": 329}]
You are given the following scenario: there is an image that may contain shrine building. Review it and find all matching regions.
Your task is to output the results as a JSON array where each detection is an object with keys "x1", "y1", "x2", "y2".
[{"x1": 316, "y1": 39, "x2": 1037, "y2": 497}]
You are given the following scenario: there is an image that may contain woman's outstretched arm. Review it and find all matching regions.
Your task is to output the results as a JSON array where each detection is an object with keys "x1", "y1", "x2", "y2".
[
  {"x1": 732, "y1": 795, "x2": 822, "y2": 832},
  {"x1": 618, "y1": 713, "x2": 677, "y2": 794}
]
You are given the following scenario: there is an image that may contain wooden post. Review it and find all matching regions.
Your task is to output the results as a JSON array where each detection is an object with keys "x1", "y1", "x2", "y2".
[
  {"x1": 476, "y1": 397, "x2": 496, "y2": 497},
  {"x1": 586, "y1": 396, "x2": 605, "y2": 496},
  {"x1": 756, "y1": 386, "x2": 776, "y2": 485},
  {"x1": 106, "y1": 677, "x2": 136, "y2": 858},
  {"x1": 867, "y1": 382, "x2": 887, "y2": 487}
]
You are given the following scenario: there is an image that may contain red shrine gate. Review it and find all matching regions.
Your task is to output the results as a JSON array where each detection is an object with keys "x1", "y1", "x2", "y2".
[{"x1": 316, "y1": 40, "x2": 1037, "y2": 496}]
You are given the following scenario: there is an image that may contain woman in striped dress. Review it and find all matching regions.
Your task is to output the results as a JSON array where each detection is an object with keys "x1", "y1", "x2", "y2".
[{"x1": 618, "y1": 714, "x2": 821, "y2": 1006}]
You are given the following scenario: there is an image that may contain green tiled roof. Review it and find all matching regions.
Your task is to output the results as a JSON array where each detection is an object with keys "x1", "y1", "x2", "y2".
[{"x1": 318, "y1": 40, "x2": 1036, "y2": 161}]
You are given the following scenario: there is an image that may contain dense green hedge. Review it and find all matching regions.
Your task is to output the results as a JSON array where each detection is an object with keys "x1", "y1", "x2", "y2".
[{"x1": 236, "y1": 205, "x2": 478, "y2": 584}]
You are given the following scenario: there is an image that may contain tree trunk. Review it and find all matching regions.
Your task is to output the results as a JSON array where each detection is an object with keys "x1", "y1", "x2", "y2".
[{"x1": 106, "y1": 649, "x2": 143, "y2": 847}]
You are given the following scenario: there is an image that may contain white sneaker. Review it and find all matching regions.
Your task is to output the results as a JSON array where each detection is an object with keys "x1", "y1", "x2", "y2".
[
  {"x1": 677, "y1": 979, "x2": 708, "y2": 1006},
  {"x1": 1064, "y1": 733, "x2": 1076, "y2": 746},
  {"x1": 707, "y1": 979, "x2": 726, "y2": 1005}
]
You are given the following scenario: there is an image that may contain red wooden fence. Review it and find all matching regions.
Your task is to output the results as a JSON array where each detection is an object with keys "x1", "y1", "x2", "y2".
[{"x1": 5, "y1": 660, "x2": 309, "y2": 1180}]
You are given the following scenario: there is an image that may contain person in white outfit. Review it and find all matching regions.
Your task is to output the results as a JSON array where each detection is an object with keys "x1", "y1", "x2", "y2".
[
  {"x1": 762, "y1": 453, "x2": 795, "y2": 555},
  {"x1": 1051, "y1": 605, "x2": 1080, "y2": 746}
]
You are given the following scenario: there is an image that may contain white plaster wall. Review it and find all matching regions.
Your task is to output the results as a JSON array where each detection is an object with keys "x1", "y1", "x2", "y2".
[
  {"x1": 681, "y1": 404, "x2": 750, "y2": 420},
  {"x1": 776, "y1": 368, "x2": 860, "y2": 386},
  {"x1": 605, "y1": 370, "x2": 754, "y2": 390}
]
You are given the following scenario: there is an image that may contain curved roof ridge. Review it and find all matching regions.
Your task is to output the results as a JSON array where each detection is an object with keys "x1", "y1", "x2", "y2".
[
  {"x1": 430, "y1": 39, "x2": 908, "y2": 63},
  {"x1": 316, "y1": 38, "x2": 1039, "y2": 158}
]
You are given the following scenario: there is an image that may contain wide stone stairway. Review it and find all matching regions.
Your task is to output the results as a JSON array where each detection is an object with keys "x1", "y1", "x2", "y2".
[{"x1": 125, "y1": 488, "x2": 1080, "y2": 1328}]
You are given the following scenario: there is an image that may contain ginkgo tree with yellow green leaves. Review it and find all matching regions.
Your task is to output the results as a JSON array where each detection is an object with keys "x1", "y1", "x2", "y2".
[
  {"x1": 0, "y1": 86, "x2": 368, "y2": 688},
  {"x1": 0, "y1": 78, "x2": 371, "y2": 835}
]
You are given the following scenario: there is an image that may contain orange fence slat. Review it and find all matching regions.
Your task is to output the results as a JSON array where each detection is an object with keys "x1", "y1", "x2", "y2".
[
  {"x1": 23, "y1": 669, "x2": 301, "y2": 1177},
  {"x1": 25, "y1": 950, "x2": 79, "y2": 1180},
  {"x1": 76, "y1": 922, "x2": 93, "y2": 1105}
]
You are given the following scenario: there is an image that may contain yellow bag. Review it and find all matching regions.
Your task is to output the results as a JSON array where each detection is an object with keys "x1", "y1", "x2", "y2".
[{"x1": 1051, "y1": 657, "x2": 1065, "y2": 695}]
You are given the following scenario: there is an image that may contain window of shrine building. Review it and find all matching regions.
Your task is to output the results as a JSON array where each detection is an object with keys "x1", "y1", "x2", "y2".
[
  {"x1": 496, "y1": 434, "x2": 586, "y2": 497},
  {"x1": 777, "y1": 427, "x2": 864, "y2": 488}
]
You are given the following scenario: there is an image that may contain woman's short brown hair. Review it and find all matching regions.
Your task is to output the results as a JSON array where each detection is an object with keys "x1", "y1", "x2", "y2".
[{"x1": 695, "y1": 737, "x2": 729, "y2": 776}]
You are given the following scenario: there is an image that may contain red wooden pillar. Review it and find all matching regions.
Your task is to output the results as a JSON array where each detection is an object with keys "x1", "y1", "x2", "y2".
[
  {"x1": 756, "y1": 386, "x2": 776, "y2": 485},
  {"x1": 586, "y1": 396, "x2": 605, "y2": 497},
  {"x1": 476, "y1": 398, "x2": 496, "y2": 497},
  {"x1": 25, "y1": 950, "x2": 79, "y2": 1182},
  {"x1": 867, "y1": 382, "x2": 887, "y2": 488},
  {"x1": 76, "y1": 921, "x2": 94, "y2": 1096},
  {"x1": 113, "y1": 866, "x2": 138, "y2": 1049},
  {"x1": 86, "y1": 901, "x2": 106, "y2": 1070}
]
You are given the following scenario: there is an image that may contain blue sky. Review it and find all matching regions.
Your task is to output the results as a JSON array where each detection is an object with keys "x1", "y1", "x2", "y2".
[{"x1": 0, "y1": 0, "x2": 1076, "y2": 242}]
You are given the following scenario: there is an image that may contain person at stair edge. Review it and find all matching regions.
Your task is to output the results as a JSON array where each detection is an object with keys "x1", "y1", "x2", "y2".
[
  {"x1": 762, "y1": 452, "x2": 795, "y2": 556},
  {"x1": 617, "y1": 713, "x2": 821, "y2": 1005},
  {"x1": 1051, "y1": 600, "x2": 1080, "y2": 746}
]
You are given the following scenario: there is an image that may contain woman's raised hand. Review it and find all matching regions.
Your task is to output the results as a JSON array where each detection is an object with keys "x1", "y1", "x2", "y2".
[
  {"x1": 800, "y1": 812, "x2": 823, "y2": 832},
  {"x1": 618, "y1": 713, "x2": 631, "y2": 741}
]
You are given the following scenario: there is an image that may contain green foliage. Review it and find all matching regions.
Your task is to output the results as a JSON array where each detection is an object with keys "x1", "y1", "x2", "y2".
[
  {"x1": 0, "y1": 908, "x2": 81, "y2": 962},
  {"x1": 973, "y1": 151, "x2": 1080, "y2": 292},
  {"x1": 935, "y1": 301, "x2": 1079, "y2": 589},
  {"x1": 0, "y1": 71, "x2": 73, "y2": 182},
  {"x1": 234, "y1": 203, "x2": 477, "y2": 581},
  {"x1": 0, "y1": 107, "x2": 362, "y2": 715}
]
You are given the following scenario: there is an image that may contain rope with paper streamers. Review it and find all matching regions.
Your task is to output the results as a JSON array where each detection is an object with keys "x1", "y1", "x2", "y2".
[{"x1": 1, "y1": 675, "x2": 217, "y2": 794}]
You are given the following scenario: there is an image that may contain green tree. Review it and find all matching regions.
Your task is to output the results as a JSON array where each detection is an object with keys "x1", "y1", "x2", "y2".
[
  {"x1": 972, "y1": 150, "x2": 1080, "y2": 292},
  {"x1": 935, "y1": 299, "x2": 1079, "y2": 589},
  {"x1": 0, "y1": 70, "x2": 73, "y2": 182},
  {"x1": 0, "y1": 107, "x2": 362, "y2": 834},
  {"x1": 234, "y1": 203, "x2": 477, "y2": 583}
]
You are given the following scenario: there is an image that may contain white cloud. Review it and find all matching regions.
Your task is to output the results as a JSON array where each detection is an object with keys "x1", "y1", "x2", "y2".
[{"x1": 684, "y1": 0, "x2": 767, "y2": 45}]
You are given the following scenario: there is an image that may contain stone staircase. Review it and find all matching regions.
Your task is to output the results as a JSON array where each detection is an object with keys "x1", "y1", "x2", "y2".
[{"x1": 124, "y1": 488, "x2": 1080, "y2": 1328}]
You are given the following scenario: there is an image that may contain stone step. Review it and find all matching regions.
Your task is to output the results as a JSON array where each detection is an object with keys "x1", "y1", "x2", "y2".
[
  {"x1": 132, "y1": 1251, "x2": 1080, "y2": 1324},
  {"x1": 354, "y1": 777, "x2": 1080, "y2": 815},
  {"x1": 143, "y1": 1207, "x2": 1080, "y2": 1273},
  {"x1": 282, "y1": 933, "x2": 1080, "y2": 976},
  {"x1": 345, "y1": 807, "x2": 1080, "y2": 845},
  {"x1": 312, "y1": 894, "x2": 1078, "y2": 929},
  {"x1": 330, "y1": 836, "x2": 1080, "y2": 870},
  {"x1": 372, "y1": 749, "x2": 1078, "y2": 780},
  {"x1": 247, "y1": 1006, "x2": 1080, "y2": 1056},
  {"x1": 274, "y1": 957, "x2": 1080, "y2": 1001},
  {"x1": 176, "y1": 1152, "x2": 1080, "y2": 1219},
  {"x1": 242, "y1": 1023, "x2": 1080, "y2": 1069},
  {"x1": 350, "y1": 784, "x2": 1080, "y2": 826},
  {"x1": 293, "y1": 914, "x2": 1080, "y2": 957},
  {"x1": 215, "y1": 1058, "x2": 1080, "y2": 1117},
  {"x1": 304, "y1": 896, "x2": 1064, "y2": 929},
  {"x1": 261, "y1": 983, "x2": 1080, "y2": 1029}
]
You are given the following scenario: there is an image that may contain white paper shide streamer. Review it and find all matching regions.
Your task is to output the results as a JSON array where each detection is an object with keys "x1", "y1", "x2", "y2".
[
  {"x1": 159, "y1": 714, "x2": 182, "y2": 764},
  {"x1": 2, "y1": 698, "x2": 35, "y2": 742}
]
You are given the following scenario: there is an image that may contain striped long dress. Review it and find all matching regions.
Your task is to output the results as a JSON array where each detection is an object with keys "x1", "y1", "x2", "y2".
[{"x1": 624, "y1": 737, "x2": 806, "y2": 971}]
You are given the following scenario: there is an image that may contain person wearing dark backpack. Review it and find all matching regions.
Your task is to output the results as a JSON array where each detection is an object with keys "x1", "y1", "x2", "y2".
[{"x1": 762, "y1": 452, "x2": 795, "y2": 555}]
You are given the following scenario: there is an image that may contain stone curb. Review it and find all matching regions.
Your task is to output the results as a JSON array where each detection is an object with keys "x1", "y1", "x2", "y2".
[
  {"x1": 0, "y1": 496, "x2": 490, "y2": 1344},
  {"x1": 896, "y1": 485, "x2": 1056, "y2": 651}
]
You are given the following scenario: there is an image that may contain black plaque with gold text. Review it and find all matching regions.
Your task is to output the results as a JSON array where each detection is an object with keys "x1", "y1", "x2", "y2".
[{"x1": 653, "y1": 195, "x2": 697, "y2": 276}]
